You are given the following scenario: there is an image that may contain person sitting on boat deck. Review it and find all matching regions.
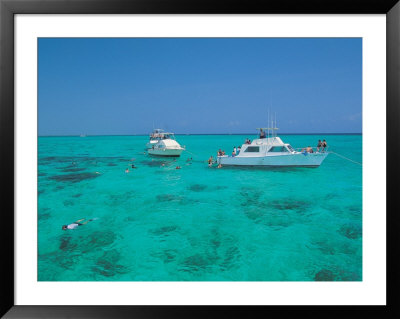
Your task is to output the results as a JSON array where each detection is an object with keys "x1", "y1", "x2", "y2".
[
  {"x1": 322, "y1": 140, "x2": 327, "y2": 151},
  {"x1": 317, "y1": 140, "x2": 322, "y2": 152},
  {"x1": 222, "y1": 150, "x2": 226, "y2": 155},
  {"x1": 259, "y1": 129, "x2": 266, "y2": 139},
  {"x1": 306, "y1": 146, "x2": 314, "y2": 153},
  {"x1": 62, "y1": 218, "x2": 94, "y2": 230},
  {"x1": 231, "y1": 150, "x2": 236, "y2": 157}
]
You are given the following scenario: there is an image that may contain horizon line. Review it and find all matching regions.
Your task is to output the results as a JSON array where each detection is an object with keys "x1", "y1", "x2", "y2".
[{"x1": 38, "y1": 132, "x2": 362, "y2": 137}]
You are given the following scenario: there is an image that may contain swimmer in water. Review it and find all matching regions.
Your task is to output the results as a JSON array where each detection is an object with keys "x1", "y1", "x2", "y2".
[
  {"x1": 208, "y1": 156, "x2": 213, "y2": 167},
  {"x1": 125, "y1": 168, "x2": 129, "y2": 173},
  {"x1": 62, "y1": 218, "x2": 95, "y2": 230},
  {"x1": 176, "y1": 166, "x2": 181, "y2": 169}
]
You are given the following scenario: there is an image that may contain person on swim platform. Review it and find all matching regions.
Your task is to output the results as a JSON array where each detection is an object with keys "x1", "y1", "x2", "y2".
[{"x1": 62, "y1": 218, "x2": 95, "y2": 230}]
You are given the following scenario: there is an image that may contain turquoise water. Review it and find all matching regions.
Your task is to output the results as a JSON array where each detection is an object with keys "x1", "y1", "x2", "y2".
[{"x1": 38, "y1": 134, "x2": 362, "y2": 281}]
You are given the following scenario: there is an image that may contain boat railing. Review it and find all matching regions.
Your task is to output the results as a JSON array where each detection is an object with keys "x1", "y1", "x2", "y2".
[{"x1": 294, "y1": 146, "x2": 329, "y2": 153}]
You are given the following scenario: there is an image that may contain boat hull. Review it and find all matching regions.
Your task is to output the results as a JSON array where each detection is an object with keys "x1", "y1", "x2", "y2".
[
  {"x1": 218, "y1": 152, "x2": 328, "y2": 167},
  {"x1": 148, "y1": 148, "x2": 184, "y2": 157}
]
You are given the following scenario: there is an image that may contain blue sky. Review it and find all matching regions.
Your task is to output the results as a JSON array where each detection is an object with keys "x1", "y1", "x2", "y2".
[{"x1": 38, "y1": 38, "x2": 362, "y2": 135}]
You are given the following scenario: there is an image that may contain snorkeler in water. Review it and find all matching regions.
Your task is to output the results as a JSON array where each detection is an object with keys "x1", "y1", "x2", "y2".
[{"x1": 62, "y1": 218, "x2": 96, "y2": 230}]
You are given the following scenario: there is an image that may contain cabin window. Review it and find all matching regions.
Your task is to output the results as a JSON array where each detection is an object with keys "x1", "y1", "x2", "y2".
[
  {"x1": 268, "y1": 146, "x2": 289, "y2": 152},
  {"x1": 287, "y1": 145, "x2": 294, "y2": 152},
  {"x1": 244, "y1": 146, "x2": 260, "y2": 152}
]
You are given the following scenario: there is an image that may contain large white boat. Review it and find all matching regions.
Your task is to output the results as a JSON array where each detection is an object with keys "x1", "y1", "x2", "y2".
[
  {"x1": 218, "y1": 125, "x2": 329, "y2": 168},
  {"x1": 146, "y1": 129, "x2": 184, "y2": 157}
]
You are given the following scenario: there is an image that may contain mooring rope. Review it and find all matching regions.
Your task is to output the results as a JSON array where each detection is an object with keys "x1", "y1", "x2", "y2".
[
  {"x1": 330, "y1": 151, "x2": 362, "y2": 166},
  {"x1": 184, "y1": 150, "x2": 197, "y2": 157}
]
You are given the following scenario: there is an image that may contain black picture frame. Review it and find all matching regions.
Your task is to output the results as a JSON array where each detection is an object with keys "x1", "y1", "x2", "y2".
[{"x1": 1, "y1": 0, "x2": 399, "y2": 318}]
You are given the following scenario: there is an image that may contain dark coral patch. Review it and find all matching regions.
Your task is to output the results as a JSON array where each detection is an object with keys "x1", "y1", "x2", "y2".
[
  {"x1": 152, "y1": 249, "x2": 178, "y2": 264},
  {"x1": 244, "y1": 208, "x2": 266, "y2": 221},
  {"x1": 72, "y1": 193, "x2": 82, "y2": 198},
  {"x1": 150, "y1": 225, "x2": 179, "y2": 236},
  {"x1": 181, "y1": 254, "x2": 210, "y2": 272},
  {"x1": 49, "y1": 172, "x2": 100, "y2": 183},
  {"x1": 108, "y1": 191, "x2": 134, "y2": 206},
  {"x1": 156, "y1": 194, "x2": 183, "y2": 202},
  {"x1": 188, "y1": 184, "x2": 207, "y2": 192},
  {"x1": 220, "y1": 246, "x2": 241, "y2": 270},
  {"x1": 314, "y1": 269, "x2": 335, "y2": 281},
  {"x1": 338, "y1": 224, "x2": 362, "y2": 240},
  {"x1": 271, "y1": 199, "x2": 310, "y2": 212},
  {"x1": 59, "y1": 236, "x2": 78, "y2": 252},
  {"x1": 107, "y1": 163, "x2": 117, "y2": 166},
  {"x1": 63, "y1": 200, "x2": 74, "y2": 206},
  {"x1": 313, "y1": 241, "x2": 336, "y2": 255},
  {"x1": 61, "y1": 167, "x2": 86, "y2": 173},
  {"x1": 39, "y1": 212, "x2": 51, "y2": 220},
  {"x1": 39, "y1": 251, "x2": 80, "y2": 270},
  {"x1": 86, "y1": 230, "x2": 116, "y2": 250},
  {"x1": 92, "y1": 250, "x2": 128, "y2": 277},
  {"x1": 162, "y1": 249, "x2": 177, "y2": 263},
  {"x1": 40, "y1": 156, "x2": 76, "y2": 163}
]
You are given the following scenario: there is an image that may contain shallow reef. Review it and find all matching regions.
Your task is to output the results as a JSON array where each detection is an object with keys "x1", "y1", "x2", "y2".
[
  {"x1": 150, "y1": 225, "x2": 180, "y2": 236},
  {"x1": 338, "y1": 223, "x2": 362, "y2": 240},
  {"x1": 187, "y1": 184, "x2": 208, "y2": 192},
  {"x1": 92, "y1": 249, "x2": 129, "y2": 277},
  {"x1": 49, "y1": 172, "x2": 100, "y2": 183}
]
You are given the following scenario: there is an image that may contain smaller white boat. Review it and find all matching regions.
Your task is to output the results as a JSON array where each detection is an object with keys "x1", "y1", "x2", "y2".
[{"x1": 146, "y1": 129, "x2": 184, "y2": 157}]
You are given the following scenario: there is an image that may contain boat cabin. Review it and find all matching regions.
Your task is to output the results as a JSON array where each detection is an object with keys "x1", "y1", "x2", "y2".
[
  {"x1": 238, "y1": 136, "x2": 295, "y2": 156},
  {"x1": 149, "y1": 129, "x2": 176, "y2": 141}
]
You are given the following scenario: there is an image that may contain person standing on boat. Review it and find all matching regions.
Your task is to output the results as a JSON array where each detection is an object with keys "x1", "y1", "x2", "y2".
[
  {"x1": 260, "y1": 129, "x2": 266, "y2": 139},
  {"x1": 233, "y1": 147, "x2": 237, "y2": 154},
  {"x1": 237, "y1": 146, "x2": 241, "y2": 155},
  {"x1": 317, "y1": 140, "x2": 322, "y2": 152},
  {"x1": 322, "y1": 140, "x2": 327, "y2": 152}
]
